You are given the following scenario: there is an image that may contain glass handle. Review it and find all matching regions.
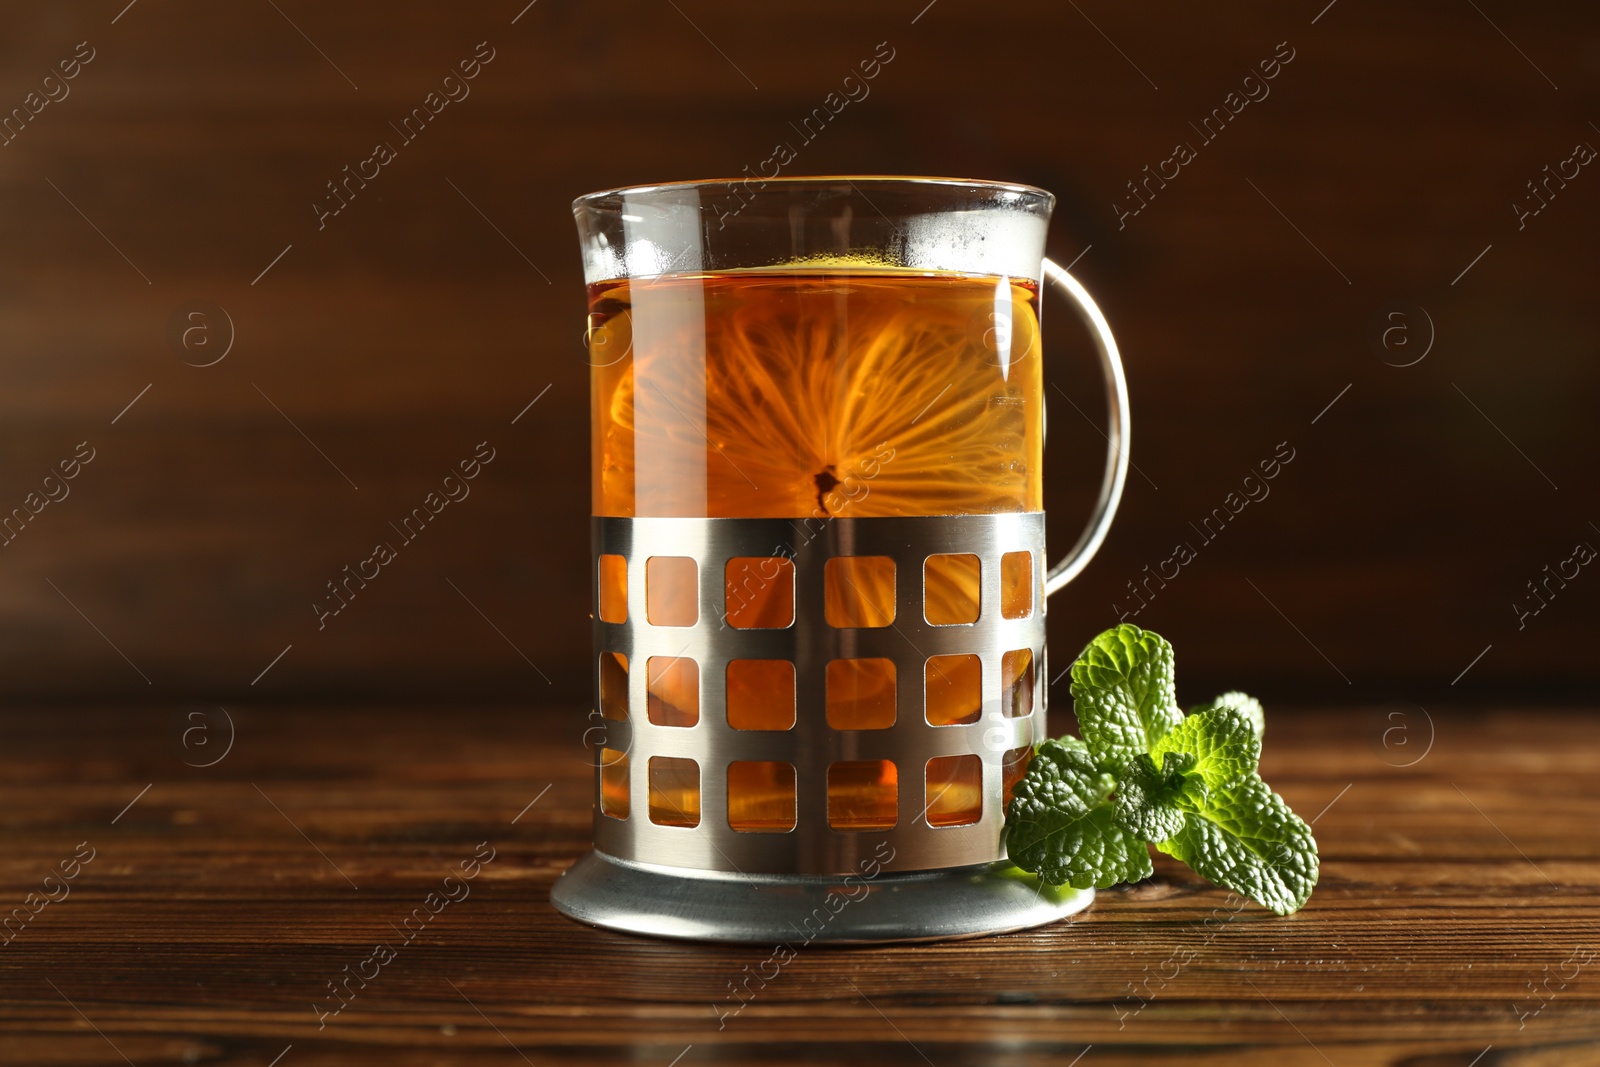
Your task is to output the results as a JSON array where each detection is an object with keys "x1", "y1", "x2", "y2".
[{"x1": 1040, "y1": 257, "x2": 1131, "y2": 598}]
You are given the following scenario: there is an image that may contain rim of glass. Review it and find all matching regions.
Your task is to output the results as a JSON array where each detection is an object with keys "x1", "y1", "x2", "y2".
[{"x1": 572, "y1": 175, "x2": 1054, "y2": 212}]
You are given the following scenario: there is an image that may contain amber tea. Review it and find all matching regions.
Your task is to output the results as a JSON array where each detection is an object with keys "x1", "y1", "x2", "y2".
[
  {"x1": 589, "y1": 268, "x2": 1043, "y2": 519},
  {"x1": 590, "y1": 268, "x2": 1044, "y2": 830}
]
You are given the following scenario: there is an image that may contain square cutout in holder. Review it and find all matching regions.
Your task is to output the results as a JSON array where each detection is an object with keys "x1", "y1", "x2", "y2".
[
  {"x1": 926, "y1": 754, "x2": 983, "y2": 827},
  {"x1": 727, "y1": 659, "x2": 796, "y2": 730},
  {"x1": 828, "y1": 760, "x2": 898, "y2": 830},
  {"x1": 925, "y1": 654, "x2": 983, "y2": 726},
  {"x1": 727, "y1": 761, "x2": 797, "y2": 831},
  {"x1": 924, "y1": 553, "x2": 981, "y2": 625},
  {"x1": 826, "y1": 658, "x2": 896, "y2": 730},
  {"x1": 1002, "y1": 746, "x2": 1033, "y2": 808},
  {"x1": 647, "y1": 656, "x2": 699, "y2": 726},
  {"x1": 646, "y1": 556, "x2": 699, "y2": 627},
  {"x1": 1001, "y1": 648, "x2": 1034, "y2": 718},
  {"x1": 724, "y1": 556, "x2": 795, "y2": 629},
  {"x1": 1000, "y1": 551, "x2": 1033, "y2": 619},
  {"x1": 599, "y1": 748, "x2": 629, "y2": 819},
  {"x1": 648, "y1": 756, "x2": 700, "y2": 827},
  {"x1": 599, "y1": 651, "x2": 628, "y2": 721},
  {"x1": 597, "y1": 553, "x2": 627, "y2": 623},
  {"x1": 825, "y1": 556, "x2": 895, "y2": 628}
]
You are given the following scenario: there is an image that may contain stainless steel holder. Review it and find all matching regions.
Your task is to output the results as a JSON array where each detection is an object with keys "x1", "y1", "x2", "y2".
[
  {"x1": 552, "y1": 512, "x2": 1095, "y2": 942},
  {"x1": 553, "y1": 253, "x2": 1131, "y2": 943}
]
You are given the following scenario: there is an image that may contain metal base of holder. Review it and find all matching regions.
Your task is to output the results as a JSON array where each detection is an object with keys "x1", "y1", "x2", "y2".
[{"x1": 551, "y1": 850, "x2": 1094, "y2": 944}]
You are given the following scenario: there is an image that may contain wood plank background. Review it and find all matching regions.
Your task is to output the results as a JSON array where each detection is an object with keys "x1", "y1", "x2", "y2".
[
  {"x1": 0, "y1": 1, "x2": 1597, "y2": 705},
  {"x1": 0, "y1": 705, "x2": 1596, "y2": 1063}
]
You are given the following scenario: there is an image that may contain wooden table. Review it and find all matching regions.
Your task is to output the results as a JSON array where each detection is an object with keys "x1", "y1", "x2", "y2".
[{"x1": 2, "y1": 705, "x2": 1596, "y2": 1064}]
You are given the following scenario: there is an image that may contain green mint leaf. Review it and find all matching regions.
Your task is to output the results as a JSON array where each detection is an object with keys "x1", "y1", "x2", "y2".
[
  {"x1": 1152, "y1": 706, "x2": 1261, "y2": 792},
  {"x1": 1069, "y1": 623, "x2": 1183, "y2": 772},
  {"x1": 1113, "y1": 751, "x2": 1205, "y2": 841},
  {"x1": 1156, "y1": 774, "x2": 1319, "y2": 915},
  {"x1": 1204, "y1": 691, "x2": 1265, "y2": 739},
  {"x1": 1002, "y1": 627, "x2": 1316, "y2": 913},
  {"x1": 1006, "y1": 738, "x2": 1152, "y2": 890}
]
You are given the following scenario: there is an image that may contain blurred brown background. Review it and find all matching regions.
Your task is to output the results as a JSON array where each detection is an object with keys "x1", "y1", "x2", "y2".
[{"x1": 1, "y1": 0, "x2": 1596, "y2": 709}]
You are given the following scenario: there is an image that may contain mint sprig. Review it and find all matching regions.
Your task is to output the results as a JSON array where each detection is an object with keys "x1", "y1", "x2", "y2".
[{"x1": 1003, "y1": 624, "x2": 1319, "y2": 915}]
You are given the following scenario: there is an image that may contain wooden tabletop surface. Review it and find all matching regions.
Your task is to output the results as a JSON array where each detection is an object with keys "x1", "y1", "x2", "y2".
[{"x1": 2, "y1": 704, "x2": 1596, "y2": 1065}]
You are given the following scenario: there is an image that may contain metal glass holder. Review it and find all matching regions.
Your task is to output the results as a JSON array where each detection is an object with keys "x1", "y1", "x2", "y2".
[{"x1": 551, "y1": 513, "x2": 1095, "y2": 943}]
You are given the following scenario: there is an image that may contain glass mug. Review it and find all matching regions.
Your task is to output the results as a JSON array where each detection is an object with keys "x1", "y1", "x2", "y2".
[{"x1": 553, "y1": 177, "x2": 1130, "y2": 943}]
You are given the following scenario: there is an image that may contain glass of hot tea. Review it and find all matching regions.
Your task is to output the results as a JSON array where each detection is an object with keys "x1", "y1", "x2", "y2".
[{"x1": 554, "y1": 177, "x2": 1131, "y2": 943}]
